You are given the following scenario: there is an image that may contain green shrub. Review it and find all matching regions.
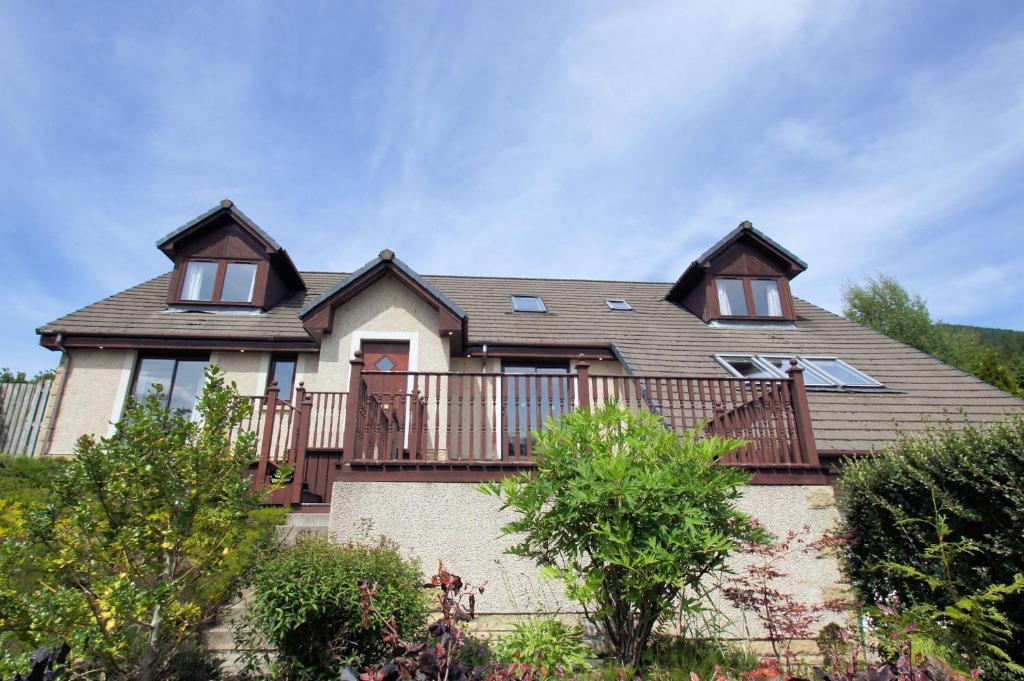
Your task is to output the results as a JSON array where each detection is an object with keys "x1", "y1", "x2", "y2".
[
  {"x1": 0, "y1": 368, "x2": 264, "y2": 680},
  {"x1": 494, "y1": 617, "x2": 588, "y2": 677},
  {"x1": 837, "y1": 415, "x2": 1024, "y2": 667},
  {"x1": 249, "y1": 535, "x2": 428, "y2": 679},
  {"x1": 482, "y1": 402, "x2": 763, "y2": 668}
]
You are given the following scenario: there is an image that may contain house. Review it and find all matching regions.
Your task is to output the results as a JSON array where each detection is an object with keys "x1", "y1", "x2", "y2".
[{"x1": 35, "y1": 201, "x2": 1023, "y2": 633}]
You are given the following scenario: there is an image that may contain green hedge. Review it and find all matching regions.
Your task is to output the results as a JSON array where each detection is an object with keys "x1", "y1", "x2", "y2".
[
  {"x1": 836, "y1": 414, "x2": 1024, "y2": 665},
  {"x1": 249, "y1": 535, "x2": 429, "y2": 679}
]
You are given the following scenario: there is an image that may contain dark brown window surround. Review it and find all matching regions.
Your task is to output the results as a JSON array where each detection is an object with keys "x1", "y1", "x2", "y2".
[
  {"x1": 267, "y1": 354, "x2": 298, "y2": 399},
  {"x1": 129, "y1": 352, "x2": 211, "y2": 416},
  {"x1": 710, "y1": 276, "x2": 795, "y2": 321},
  {"x1": 174, "y1": 258, "x2": 265, "y2": 306}
]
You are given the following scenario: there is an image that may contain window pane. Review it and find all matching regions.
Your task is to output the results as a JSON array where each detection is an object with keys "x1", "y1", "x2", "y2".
[
  {"x1": 606, "y1": 299, "x2": 632, "y2": 311},
  {"x1": 182, "y1": 261, "x2": 218, "y2": 301},
  {"x1": 807, "y1": 358, "x2": 878, "y2": 387},
  {"x1": 720, "y1": 356, "x2": 776, "y2": 379},
  {"x1": 222, "y1": 263, "x2": 258, "y2": 302},
  {"x1": 271, "y1": 358, "x2": 296, "y2": 397},
  {"x1": 169, "y1": 360, "x2": 208, "y2": 416},
  {"x1": 133, "y1": 358, "x2": 176, "y2": 406},
  {"x1": 760, "y1": 356, "x2": 834, "y2": 386},
  {"x1": 752, "y1": 280, "x2": 783, "y2": 317},
  {"x1": 715, "y1": 279, "x2": 748, "y2": 316},
  {"x1": 511, "y1": 296, "x2": 546, "y2": 312}
]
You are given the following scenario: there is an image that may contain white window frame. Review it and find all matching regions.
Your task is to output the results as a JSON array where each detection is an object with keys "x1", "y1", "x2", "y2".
[
  {"x1": 605, "y1": 298, "x2": 633, "y2": 311},
  {"x1": 511, "y1": 295, "x2": 547, "y2": 313},
  {"x1": 800, "y1": 356, "x2": 883, "y2": 388},
  {"x1": 714, "y1": 353, "x2": 883, "y2": 388}
]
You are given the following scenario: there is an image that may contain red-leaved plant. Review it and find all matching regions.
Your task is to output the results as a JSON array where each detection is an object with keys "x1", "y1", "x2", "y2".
[
  {"x1": 722, "y1": 524, "x2": 850, "y2": 670},
  {"x1": 356, "y1": 563, "x2": 547, "y2": 681}
]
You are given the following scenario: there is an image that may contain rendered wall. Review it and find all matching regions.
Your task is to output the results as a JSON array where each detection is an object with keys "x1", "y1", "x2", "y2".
[
  {"x1": 309, "y1": 275, "x2": 451, "y2": 393},
  {"x1": 48, "y1": 348, "x2": 136, "y2": 456},
  {"x1": 329, "y1": 481, "x2": 845, "y2": 638}
]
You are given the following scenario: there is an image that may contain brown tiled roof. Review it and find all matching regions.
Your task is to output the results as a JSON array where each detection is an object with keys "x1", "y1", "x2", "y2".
[{"x1": 39, "y1": 270, "x2": 1024, "y2": 452}]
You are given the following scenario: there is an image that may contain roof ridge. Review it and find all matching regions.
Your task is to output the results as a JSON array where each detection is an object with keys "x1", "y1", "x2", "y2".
[{"x1": 296, "y1": 269, "x2": 676, "y2": 286}]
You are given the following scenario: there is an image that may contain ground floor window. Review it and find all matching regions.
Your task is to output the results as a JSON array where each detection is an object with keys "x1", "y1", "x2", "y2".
[
  {"x1": 131, "y1": 354, "x2": 210, "y2": 418},
  {"x1": 502, "y1": 362, "x2": 570, "y2": 455},
  {"x1": 268, "y1": 354, "x2": 297, "y2": 399}
]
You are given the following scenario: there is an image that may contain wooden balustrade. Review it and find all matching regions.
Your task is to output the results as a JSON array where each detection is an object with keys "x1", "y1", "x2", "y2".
[{"x1": 246, "y1": 358, "x2": 821, "y2": 504}]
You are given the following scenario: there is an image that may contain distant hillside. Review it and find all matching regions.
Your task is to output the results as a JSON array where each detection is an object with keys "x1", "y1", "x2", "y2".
[{"x1": 941, "y1": 323, "x2": 1024, "y2": 361}]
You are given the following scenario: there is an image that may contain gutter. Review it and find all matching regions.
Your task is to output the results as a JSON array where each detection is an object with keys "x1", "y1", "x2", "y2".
[{"x1": 41, "y1": 333, "x2": 72, "y2": 457}]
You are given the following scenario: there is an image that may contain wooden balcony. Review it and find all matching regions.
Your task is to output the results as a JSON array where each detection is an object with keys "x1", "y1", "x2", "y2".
[{"x1": 244, "y1": 355, "x2": 823, "y2": 506}]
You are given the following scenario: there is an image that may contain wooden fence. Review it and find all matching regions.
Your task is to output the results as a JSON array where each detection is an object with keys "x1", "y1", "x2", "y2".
[{"x1": 0, "y1": 380, "x2": 53, "y2": 457}]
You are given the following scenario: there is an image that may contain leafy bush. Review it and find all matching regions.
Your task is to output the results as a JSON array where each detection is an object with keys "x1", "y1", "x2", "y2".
[
  {"x1": 0, "y1": 367, "x2": 265, "y2": 680},
  {"x1": 248, "y1": 535, "x2": 428, "y2": 679},
  {"x1": 837, "y1": 415, "x2": 1024, "y2": 666},
  {"x1": 482, "y1": 402, "x2": 763, "y2": 668},
  {"x1": 494, "y1": 617, "x2": 588, "y2": 678}
]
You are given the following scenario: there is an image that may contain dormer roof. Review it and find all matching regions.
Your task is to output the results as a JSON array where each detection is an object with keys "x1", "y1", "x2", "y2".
[
  {"x1": 666, "y1": 220, "x2": 806, "y2": 303},
  {"x1": 157, "y1": 200, "x2": 305, "y2": 292}
]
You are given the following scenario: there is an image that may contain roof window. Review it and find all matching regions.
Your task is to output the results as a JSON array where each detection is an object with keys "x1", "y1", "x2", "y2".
[
  {"x1": 511, "y1": 295, "x2": 547, "y2": 313},
  {"x1": 715, "y1": 354, "x2": 883, "y2": 388},
  {"x1": 605, "y1": 299, "x2": 633, "y2": 311}
]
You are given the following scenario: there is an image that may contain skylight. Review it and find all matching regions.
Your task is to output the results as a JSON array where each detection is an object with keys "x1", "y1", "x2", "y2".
[
  {"x1": 605, "y1": 299, "x2": 632, "y2": 311},
  {"x1": 715, "y1": 354, "x2": 883, "y2": 389},
  {"x1": 511, "y1": 295, "x2": 547, "y2": 313}
]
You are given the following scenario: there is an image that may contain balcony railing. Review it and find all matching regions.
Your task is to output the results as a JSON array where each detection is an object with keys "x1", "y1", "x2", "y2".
[{"x1": 246, "y1": 354, "x2": 820, "y2": 505}]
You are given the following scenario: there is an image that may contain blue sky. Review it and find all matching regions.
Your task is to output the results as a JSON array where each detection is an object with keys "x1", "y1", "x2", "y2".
[{"x1": 2, "y1": 1, "x2": 1024, "y2": 374}]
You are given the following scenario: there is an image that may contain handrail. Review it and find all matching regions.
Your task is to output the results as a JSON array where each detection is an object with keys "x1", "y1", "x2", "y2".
[{"x1": 245, "y1": 359, "x2": 820, "y2": 503}]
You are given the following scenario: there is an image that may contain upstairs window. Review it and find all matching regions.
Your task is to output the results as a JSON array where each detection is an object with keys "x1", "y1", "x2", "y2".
[
  {"x1": 714, "y1": 277, "x2": 786, "y2": 319},
  {"x1": 605, "y1": 299, "x2": 633, "y2": 311},
  {"x1": 180, "y1": 259, "x2": 260, "y2": 304},
  {"x1": 715, "y1": 279, "x2": 748, "y2": 316},
  {"x1": 221, "y1": 263, "x2": 258, "y2": 302},
  {"x1": 511, "y1": 295, "x2": 547, "y2": 313},
  {"x1": 182, "y1": 261, "x2": 218, "y2": 301},
  {"x1": 715, "y1": 354, "x2": 882, "y2": 388}
]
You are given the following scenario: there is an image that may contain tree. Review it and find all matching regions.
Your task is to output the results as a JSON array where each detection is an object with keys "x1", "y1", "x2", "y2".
[
  {"x1": 481, "y1": 403, "x2": 763, "y2": 669},
  {"x1": 842, "y1": 274, "x2": 941, "y2": 355},
  {"x1": 0, "y1": 366, "x2": 266, "y2": 680}
]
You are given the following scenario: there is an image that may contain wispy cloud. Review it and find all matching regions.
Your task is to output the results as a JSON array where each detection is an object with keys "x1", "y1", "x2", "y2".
[{"x1": 1, "y1": 1, "x2": 1023, "y2": 373}]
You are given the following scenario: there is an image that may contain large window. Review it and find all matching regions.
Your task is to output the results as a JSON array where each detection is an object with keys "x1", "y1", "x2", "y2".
[
  {"x1": 268, "y1": 354, "x2": 297, "y2": 399},
  {"x1": 131, "y1": 354, "x2": 210, "y2": 417},
  {"x1": 179, "y1": 259, "x2": 259, "y2": 304},
  {"x1": 503, "y1": 363, "x2": 570, "y2": 455},
  {"x1": 714, "y1": 354, "x2": 882, "y2": 388},
  {"x1": 714, "y1": 277, "x2": 786, "y2": 319}
]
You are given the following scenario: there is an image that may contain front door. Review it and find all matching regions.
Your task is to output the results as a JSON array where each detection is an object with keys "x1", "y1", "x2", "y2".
[{"x1": 361, "y1": 340, "x2": 411, "y2": 423}]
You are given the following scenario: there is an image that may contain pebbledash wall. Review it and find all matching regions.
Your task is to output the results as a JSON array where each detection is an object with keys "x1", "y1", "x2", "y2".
[{"x1": 328, "y1": 481, "x2": 846, "y2": 639}]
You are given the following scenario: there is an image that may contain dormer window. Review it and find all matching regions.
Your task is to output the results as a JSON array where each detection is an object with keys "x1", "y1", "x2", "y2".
[
  {"x1": 158, "y1": 200, "x2": 306, "y2": 310},
  {"x1": 714, "y1": 277, "x2": 784, "y2": 318},
  {"x1": 222, "y1": 262, "x2": 258, "y2": 302},
  {"x1": 666, "y1": 221, "x2": 805, "y2": 324},
  {"x1": 180, "y1": 259, "x2": 259, "y2": 304}
]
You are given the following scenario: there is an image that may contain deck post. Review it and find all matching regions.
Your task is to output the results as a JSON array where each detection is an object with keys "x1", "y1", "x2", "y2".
[
  {"x1": 255, "y1": 380, "x2": 279, "y2": 486},
  {"x1": 576, "y1": 359, "x2": 591, "y2": 410},
  {"x1": 786, "y1": 359, "x2": 820, "y2": 466},
  {"x1": 290, "y1": 384, "x2": 312, "y2": 505},
  {"x1": 341, "y1": 351, "x2": 365, "y2": 461}
]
